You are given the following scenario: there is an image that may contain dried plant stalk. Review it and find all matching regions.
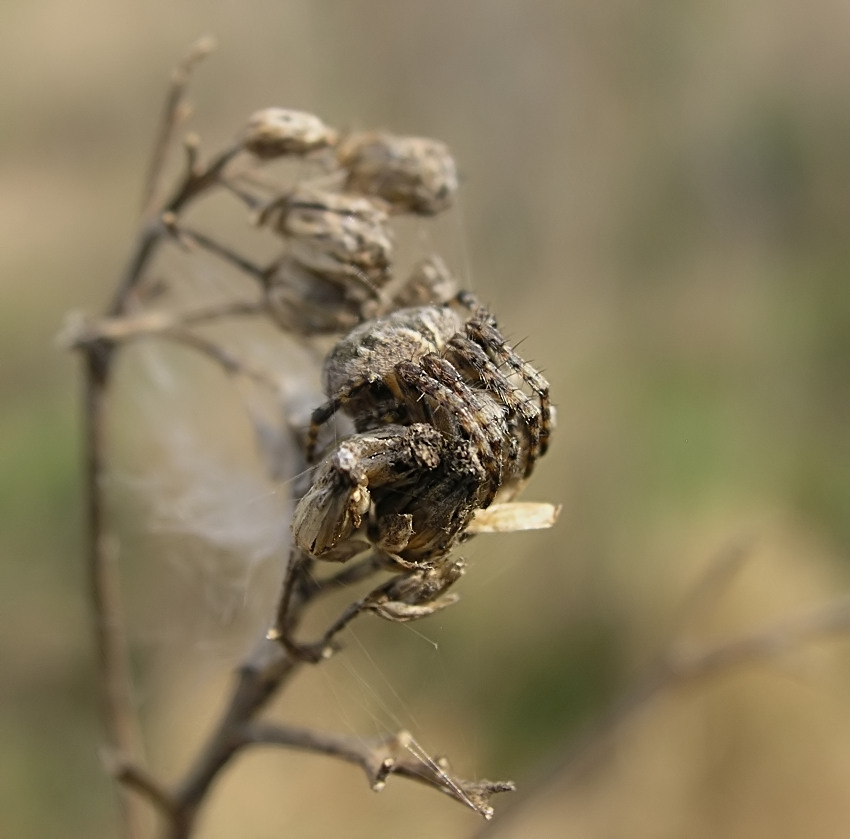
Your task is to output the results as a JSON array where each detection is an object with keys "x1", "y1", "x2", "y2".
[
  {"x1": 67, "y1": 41, "x2": 850, "y2": 839},
  {"x1": 69, "y1": 42, "x2": 559, "y2": 838}
]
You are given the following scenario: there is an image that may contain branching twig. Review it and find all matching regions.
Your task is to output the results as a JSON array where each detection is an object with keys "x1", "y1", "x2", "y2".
[
  {"x1": 103, "y1": 751, "x2": 177, "y2": 818},
  {"x1": 79, "y1": 42, "x2": 250, "y2": 839},
  {"x1": 165, "y1": 642, "x2": 300, "y2": 839},
  {"x1": 79, "y1": 40, "x2": 541, "y2": 839},
  {"x1": 162, "y1": 216, "x2": 270, "y2": 284},
  {"x1": 142, "y1": 36, "x2": 217, "y2": 217},
  {"x1": 64, "y1": 301, "x2": 266, "y2": 348},
  {"x1": 108, "y1": 143, "x2": 243, "y2": 318},
  {"x1": 243, "y1": 722, "x2": 515, "y2": 819}
]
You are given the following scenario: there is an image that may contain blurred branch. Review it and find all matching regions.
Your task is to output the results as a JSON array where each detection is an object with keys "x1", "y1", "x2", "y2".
[
  {"x1": 476, "y1": 593, "x2": 850, "y2": 838},
  {"x1": 82, "y1": 349, "x2": 147, "y2": 839},
  {"x1": 667, "y1": 595, "x2": 850, "y2": 680},
  {"x1": 63, "y1": 301, "x2": 266, "y2": 347},
  {"x1": 141, "y1": 36, "x2": 217, "y2": 217},
  {"x1": 157, "y1": 327, "x2": 281, "y2": 392},
  {"x1": 163, "y1": 216, "x2": 270, "y2": 284},
  {"x1": 78, "y1": 41, "x2": 246, "y2": 839},
  {"x1": 165, "y1": 641, "x2": 301, "y2": 839},
  {"x1": 668, "y1": 537, "x2": 754, "y2": 637},
  {"x1": 77, "y1": 39, "x2": 525, "y2": 839},
  {"x1": 104, "y1": 751, "x2": 177, "y2": 818}
]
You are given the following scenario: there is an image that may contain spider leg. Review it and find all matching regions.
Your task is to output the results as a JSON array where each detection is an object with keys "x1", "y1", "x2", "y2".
[
  {"x1": 464, "y1": 316, "x2": 552, "y2": 458},
  {"x1": 446, "y1": 334, "x2": 541, "y2": 478},
  {"x1": 420, "y1": 354, "x2": 508, "y2": 494},
  {"x1": 395, "y1": 357, "x2": 503, "y2": 506},
  {"x1": 306, "y1": 378, "x2": 375, "y2": 462}
]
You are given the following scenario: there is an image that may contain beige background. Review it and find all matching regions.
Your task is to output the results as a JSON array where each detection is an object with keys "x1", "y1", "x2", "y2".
[{"x1": 3, "y1": 2, "x2": 850, "y2": 837}]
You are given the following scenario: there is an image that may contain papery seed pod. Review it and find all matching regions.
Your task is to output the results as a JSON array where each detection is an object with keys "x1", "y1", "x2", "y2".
[
  {"x1": 338, "y1": 132, "x2": 459, "y2": 215},
  {"x1": 392, "y1": 255, "x2": 458, "y2": 308},
  {"x1": 277, "y1": 186, "x2": 394, "y2": 285},
  {"x1": 265, "y1": 256, "x2": 381, "y2": 336},
  {"x1": 240, "y1": 108, "x2": 337, "y2": 158}
]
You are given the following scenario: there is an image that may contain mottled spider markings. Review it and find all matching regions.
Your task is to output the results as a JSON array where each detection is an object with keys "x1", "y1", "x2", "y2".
[
  {"x1": 288, "y1": 293, "x2": 555, "y2": 641},
  {"x1": 304, "y1": 296, "x2": 552, "y2": 504},
  {"x1": 395, "y1": 355, "x2": 507, "y2": 506}
]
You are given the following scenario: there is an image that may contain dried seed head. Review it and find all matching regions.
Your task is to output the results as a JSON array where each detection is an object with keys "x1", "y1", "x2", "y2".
[
  {"x1": 392, "y1": 255, "x2": 458, "y2": 308},
  {"x1": 292, "y1": 444, "x2": 372, "y2": 558},
  {"x1": 277, "y1": 186, "x2": 394, "y2": 284},
  {"x1": 339, "y1": 132, "x2": 459, "y2": 215},
  {"x1": 240, "y1": 108, "x2": 337, "y2": 158},
  {"x1": 265, "y1": 256, "x2": 380, "y2": 335}
]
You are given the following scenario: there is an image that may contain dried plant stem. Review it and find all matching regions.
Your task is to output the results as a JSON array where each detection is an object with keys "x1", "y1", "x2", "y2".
[
  {"x1": 72, "y1": 301, "x2": 266, "y2": 345},
  {"x1": 142, "y1": 36, "x2": 217, "y2": 216},
  {"x1": 81, "y1": 45, "x2": 244, "y2": 838},
  {"x1": 164, "y1": 218, "x2": 269, "y2": 283},
  {"x1": 80, "y1": 41, "x2": 527, "y2": 838},
  {"x1": 242, "y1": 722, "x2": 514, "y2": 814},
  {"x1": 109, "y1": 143, "x2": 241, "y2": 317},
  {"x1": 159, "y1": 328, "x2": 282, "y2": 391},
  {"x1": 83, "y1": 349, "x2": 148, "y2": 839},
  {"x1": 165, "y1": 645, "x2": 301, "y2": 839}
]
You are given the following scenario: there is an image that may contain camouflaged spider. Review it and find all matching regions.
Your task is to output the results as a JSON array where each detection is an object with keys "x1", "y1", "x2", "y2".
[
  {"x1": 304, "y1": 293, "x2": 552, "y2": 509},
  {"x1": 278, "y1": 295, "x2": 554, "y2": 659}
]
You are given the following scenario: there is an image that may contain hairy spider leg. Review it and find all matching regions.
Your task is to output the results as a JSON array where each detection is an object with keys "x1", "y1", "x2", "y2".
[
  {"x1": 394, "y1": 359, "x2": 502, "y2": 507},
  {"x1": 419, "y1": 353, "x2": 507, "y2": 496},
  {"x1": 444, "y1": 334, "x2": 541, "y2": 478},
  {"x1": 464, "y1": 317, "x2": 552, "y2": 457},
  {"x1": 306, "y1": 378, "x2": 380, "y2": 463}
]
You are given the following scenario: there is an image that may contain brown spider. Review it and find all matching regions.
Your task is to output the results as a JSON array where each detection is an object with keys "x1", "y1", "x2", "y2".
[
  {"x1": 305, "y1": 293, "x2": 552, "y2": 506},
  {"x1": 293, "y1": 423, "x2": 486, "y2": 567},
  {"x1": 279, "y1": 295, "x2": 555, "y2": 658}
]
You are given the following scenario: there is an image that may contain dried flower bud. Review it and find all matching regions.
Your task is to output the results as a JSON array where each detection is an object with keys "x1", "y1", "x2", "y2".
[
  {"x1": 277, "y1": 186, "x2": 394, "y2": 284},
  {"x1": 338, "y1": 132, "x2": 459, "y2": 215},
  {"x1": 265, "y1": 256, "x2": 380, "y2": 335},
  {"x1": 240, "y1": 108, "x2": 337, "y2": 158},
  {"x1": 392, "y1": 255, "x2": 458, "y2": 307}
]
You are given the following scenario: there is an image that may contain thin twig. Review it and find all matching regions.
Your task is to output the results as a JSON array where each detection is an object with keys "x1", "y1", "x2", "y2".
[
  {"x1": 166, "y1": 640, "x2": 303, "y2": 837},
  {"x1": 81, "y1": 45, "x2": 247, "y2": 839},
  {"x1": 269, "y1": 549, "x2": 401, "y2": 663},
  {"x1": 243, "y1": 722, "x2": 514, "y2": 819},
  {"x1": 308, "y1": 552, "x2": 386, "y2": 596},
  {"x1": 103, "y1": 752, "x2": 177, "y2": 817},
  {"x1": 159, "y1": 327, "x2": 282, "y2": 392},
  {"x1": 163, "y1": 216, "x2": 270, "y2": 284},
  {"x1": 666, "y1": 595, "x2": 850, "y2": 680},
  {"x1": 83, "y1": 349, "x2": 147, "y2": 839},
  {"x1": 267, "y1": 547, "x2": 336, "y2": 662},
  {"x1": 109, "y1": 143, "x2": 242, "y2": 317},
  {"x1": 142, "y1": 36, "x2": 217, "y2": 216},
  {"x1": 66, "y1": 300, "x2": 266, "y2": 348}
]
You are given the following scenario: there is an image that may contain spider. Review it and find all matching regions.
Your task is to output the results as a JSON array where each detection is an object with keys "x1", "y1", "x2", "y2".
[
  {"x1": 279, "y1": 296, "x2": 554, "y2": 658},
  {"x1": 304, "y1": 293, "x2": 552, "y2": 511}
]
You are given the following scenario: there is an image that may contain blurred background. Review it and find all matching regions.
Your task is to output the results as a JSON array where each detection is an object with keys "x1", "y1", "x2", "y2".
[{"x1": 3, "y1": 1, "x2": 850, "y2": 837}]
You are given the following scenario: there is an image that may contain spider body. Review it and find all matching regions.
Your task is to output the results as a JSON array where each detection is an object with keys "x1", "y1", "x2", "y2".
[
  {"x1": 306, "y1": 296, "x2": 551, "y2": 503},
  {"x1": 294, "y1": 296, "x2": 552, "y2": 578},
  {"x1": 288, "y1": 294, "x2": 554, "y2": 631}
]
